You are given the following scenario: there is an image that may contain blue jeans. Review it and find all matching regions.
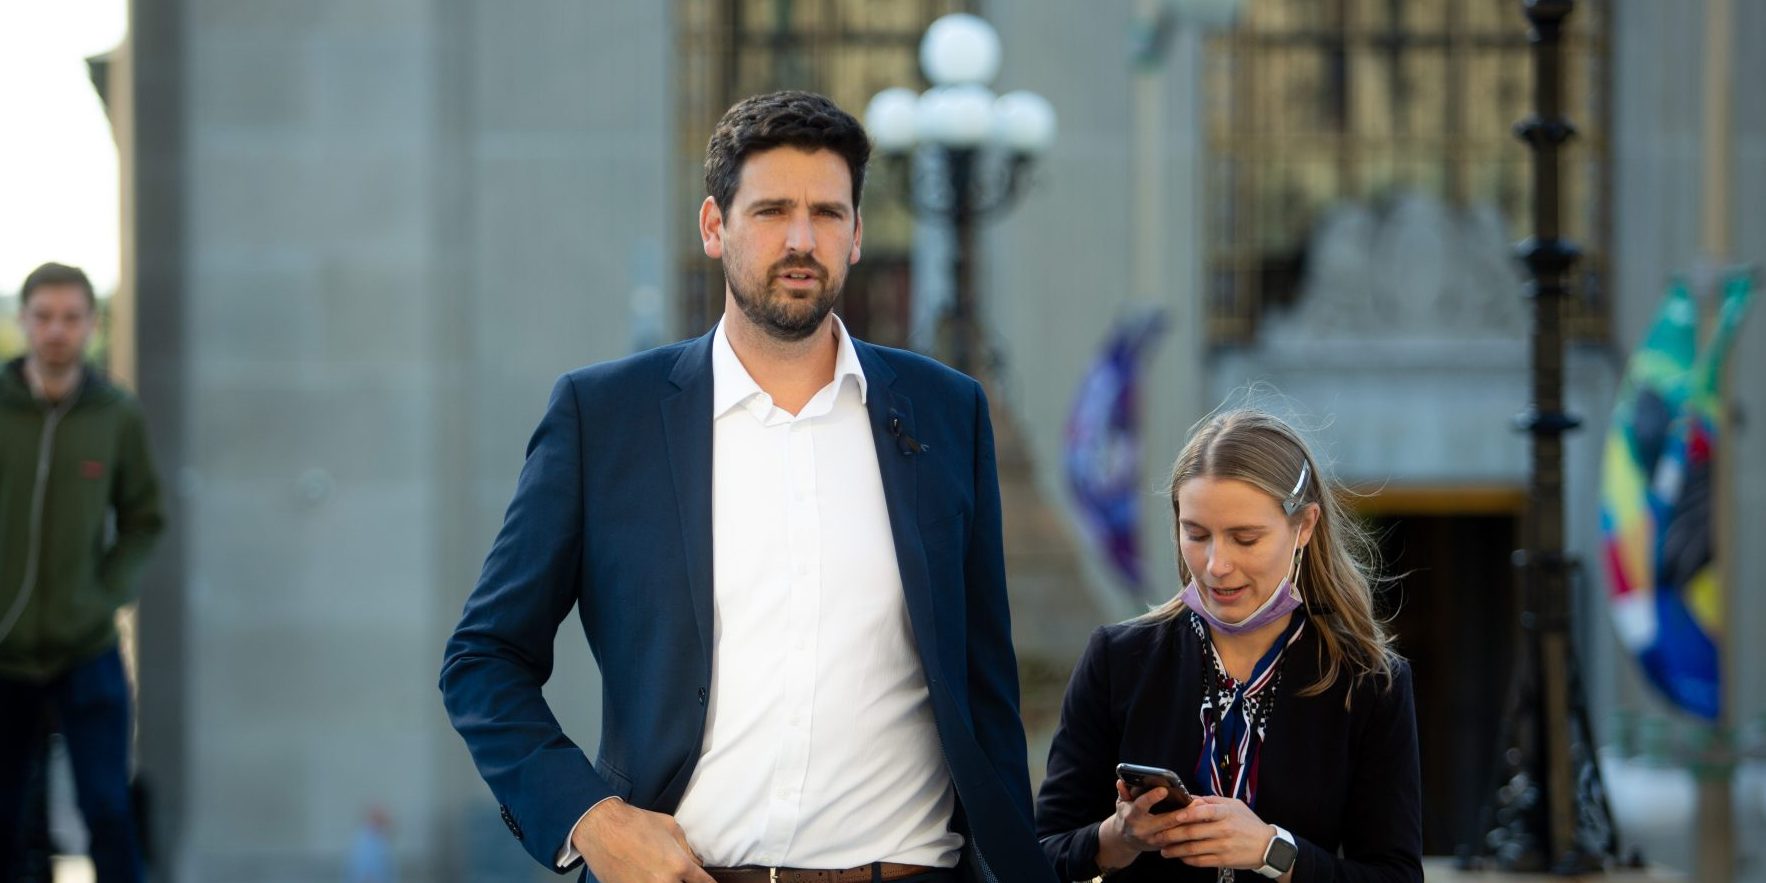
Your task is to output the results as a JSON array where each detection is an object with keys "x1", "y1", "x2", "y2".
[{"x1": 0, "y1": 647, "x2": 145, "y2": 883}]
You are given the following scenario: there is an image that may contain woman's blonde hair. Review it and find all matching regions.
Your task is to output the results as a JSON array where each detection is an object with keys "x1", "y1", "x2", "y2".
[{"x1": 1143, "y1": 409, "x2": 1398, "y2": 696}]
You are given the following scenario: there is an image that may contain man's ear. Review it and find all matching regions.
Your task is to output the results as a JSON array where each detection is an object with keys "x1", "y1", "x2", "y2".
[
  {"x1": 700, "y1": 196, "x2": 725, "y2": 259},
  {"x1": 849, "y1": 209, "x2": 863, "y2": 265}
]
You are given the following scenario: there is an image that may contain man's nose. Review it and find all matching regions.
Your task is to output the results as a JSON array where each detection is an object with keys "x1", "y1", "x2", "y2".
[{"x1": 784, "y1": 211, "x2": 815, "y2": 253}]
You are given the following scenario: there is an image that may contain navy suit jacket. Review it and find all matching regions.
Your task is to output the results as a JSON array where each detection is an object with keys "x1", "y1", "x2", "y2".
[{"x1": 440, "y1": 329, "x2": 1056, "y2": 883}]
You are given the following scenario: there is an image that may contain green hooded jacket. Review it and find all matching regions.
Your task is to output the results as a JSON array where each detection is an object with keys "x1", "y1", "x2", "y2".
[{"x1": 0, "y1": 357, "x2": 165, "y2": 681}]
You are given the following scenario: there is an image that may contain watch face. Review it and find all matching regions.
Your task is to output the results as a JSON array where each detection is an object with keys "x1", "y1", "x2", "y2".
[{"x1": 1266, "y1": 835, "x2": 1299, "y2": 871}]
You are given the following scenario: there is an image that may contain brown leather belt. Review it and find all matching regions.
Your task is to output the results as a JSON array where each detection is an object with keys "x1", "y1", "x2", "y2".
[{"x1": 705, "y1": 863, "x2": 938, "y2": 883}]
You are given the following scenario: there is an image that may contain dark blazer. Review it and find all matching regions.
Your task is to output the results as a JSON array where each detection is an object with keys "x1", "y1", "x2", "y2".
[
  {"x1": 1036, "y1": 614, "x2": 1422, "y2": 883},
  {"x1": 440, "y1": 329, "x2": 1056, "y2": 883}
]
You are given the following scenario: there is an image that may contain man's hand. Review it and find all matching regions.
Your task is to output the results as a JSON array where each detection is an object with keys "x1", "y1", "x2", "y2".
[{"x1": 571, "y1": 798, "x2": 716, "y2": 883}]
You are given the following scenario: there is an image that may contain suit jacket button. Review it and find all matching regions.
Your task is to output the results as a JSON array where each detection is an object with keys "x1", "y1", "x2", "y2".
[
  {"x1": 500, "y1": 804, "x2": 524, "y2": 841},
  {"x1": 697, "y1": 687, "x2": 707, "y2": 704}
]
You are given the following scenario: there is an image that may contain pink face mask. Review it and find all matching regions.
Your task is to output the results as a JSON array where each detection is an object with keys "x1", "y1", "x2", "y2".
[{"x1": 1181, "y1": 537, "x2": 1306, "y2": 635}]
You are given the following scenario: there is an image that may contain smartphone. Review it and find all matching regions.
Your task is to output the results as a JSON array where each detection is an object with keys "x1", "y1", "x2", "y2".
[{"x1": 1115, "y1": 763, "x2": 1194, "y2": 813}]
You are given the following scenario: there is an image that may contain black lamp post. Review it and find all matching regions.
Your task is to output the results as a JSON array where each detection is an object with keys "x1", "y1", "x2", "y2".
[
  {"x1": 864, "y1": 13, "x2": 1056, "y2": 376},
  {"x1": 1465, "y1": 1, "x2": 1622, "y2": 873}
]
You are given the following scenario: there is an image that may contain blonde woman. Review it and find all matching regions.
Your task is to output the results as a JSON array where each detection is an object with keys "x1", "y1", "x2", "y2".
[{"x1": 1036, "y1": 410, "x2": 1422, "y2": 881}]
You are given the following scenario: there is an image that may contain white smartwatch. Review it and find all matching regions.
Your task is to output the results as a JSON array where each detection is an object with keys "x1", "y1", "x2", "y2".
[{"x1": 1254, "y1": 825, "x2": 1298, "y2": 879}]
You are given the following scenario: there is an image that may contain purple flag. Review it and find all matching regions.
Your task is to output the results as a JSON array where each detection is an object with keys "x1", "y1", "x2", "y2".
[{"x1": 1064, "y1": 311, "x2": 1168, "y2": 596}]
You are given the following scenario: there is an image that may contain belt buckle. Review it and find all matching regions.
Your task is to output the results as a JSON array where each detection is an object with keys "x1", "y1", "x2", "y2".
[{"x1": 769, "y1": 869, "x2": 780, "y2": 883}]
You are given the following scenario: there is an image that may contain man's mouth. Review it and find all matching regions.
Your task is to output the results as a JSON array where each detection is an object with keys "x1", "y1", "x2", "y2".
[{"x1": 776, "y1": 269, "x2": 821, "y2": 288}]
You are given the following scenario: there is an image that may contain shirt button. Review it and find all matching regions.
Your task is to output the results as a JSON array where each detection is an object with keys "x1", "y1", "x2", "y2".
[{"x1": 696, "y1": 688, "x2": 707, "y2": 704}]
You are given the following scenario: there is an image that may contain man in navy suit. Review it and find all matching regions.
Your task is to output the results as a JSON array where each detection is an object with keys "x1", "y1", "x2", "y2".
[{"x1": 440, "y1": 91, "x2": 1055, "y2": 883}]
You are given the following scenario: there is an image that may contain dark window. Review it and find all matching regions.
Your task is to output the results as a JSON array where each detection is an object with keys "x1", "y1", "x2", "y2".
[{"x1": 1205, "y1": 0, "x2": 1609, "y2": 344}]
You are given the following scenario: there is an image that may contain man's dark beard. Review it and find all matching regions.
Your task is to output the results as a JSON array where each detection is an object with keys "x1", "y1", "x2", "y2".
[{"x1": 727, "y1": 258, "x2": 841, "y2": 342}]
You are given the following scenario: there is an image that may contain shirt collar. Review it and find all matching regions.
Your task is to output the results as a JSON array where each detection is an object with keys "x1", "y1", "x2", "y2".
[{"x1": 711, "y1": 314, "x2": 868, "y2": 419}]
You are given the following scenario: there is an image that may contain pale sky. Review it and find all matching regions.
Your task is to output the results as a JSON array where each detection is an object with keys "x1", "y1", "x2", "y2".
[{"x1": 0, "y1": 1, "x2": 128, "y2": 298}]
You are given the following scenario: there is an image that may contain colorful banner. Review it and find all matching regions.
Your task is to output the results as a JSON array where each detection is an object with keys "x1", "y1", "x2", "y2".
[{"x1": 1601, "y1": 273, "x2": 1754, "y2": 719}]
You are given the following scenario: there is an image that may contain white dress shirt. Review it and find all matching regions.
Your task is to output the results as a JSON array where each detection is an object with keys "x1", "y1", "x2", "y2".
[
  {"x1": 669, "y1": 318, "x2": 960, "y2": 869},
  {"x1": 557, "y1": 318, "x2": 960, "y2": 871}
]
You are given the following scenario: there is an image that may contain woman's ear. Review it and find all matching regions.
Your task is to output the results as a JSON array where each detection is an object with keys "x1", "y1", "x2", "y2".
[{"x1": 1297, "y1": 502, "x2": 1321, "y2": 549}]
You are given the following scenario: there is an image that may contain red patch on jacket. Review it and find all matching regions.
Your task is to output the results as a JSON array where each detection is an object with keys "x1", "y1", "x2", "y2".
[{"x1": 81, "y1": 460, "x2": 105, "y2": 479}]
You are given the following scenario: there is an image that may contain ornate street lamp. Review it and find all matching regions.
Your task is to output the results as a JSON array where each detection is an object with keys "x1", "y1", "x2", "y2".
[
  {"x1": 864, "y1": 13, "x2": 1056, "y2": 376},
  {"x1": 1465, "y1": 1, "x2": 1622, "y2": 873}
]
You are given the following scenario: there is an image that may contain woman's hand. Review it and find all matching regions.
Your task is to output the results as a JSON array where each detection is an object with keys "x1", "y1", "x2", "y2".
[
  {"x1": 1094, "y1": 780, "x2": 1186, "y2": 872},
  {"x1": 1156, "y1": 795, "x2": 1284, "y2": 873}
]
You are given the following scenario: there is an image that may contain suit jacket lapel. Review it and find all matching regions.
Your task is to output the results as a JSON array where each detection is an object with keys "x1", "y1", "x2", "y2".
[
  {"x1": 857, "y1": 343, "x2": 943, "y2": 682},
  {"x1": 661, "y1": 331, "x2": 717, "y2": 670}
]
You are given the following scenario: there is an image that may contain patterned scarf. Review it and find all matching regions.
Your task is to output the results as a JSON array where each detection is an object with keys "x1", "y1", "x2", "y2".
[{"x1": 1190, "y1": 611, "x2": 1306, "y2": 882}]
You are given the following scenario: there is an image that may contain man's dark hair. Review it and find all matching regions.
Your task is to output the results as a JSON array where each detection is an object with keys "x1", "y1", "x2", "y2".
[
  {"x1": 704, "y1": 90, "x2": 871, "y2": 215},
  {"x1": 19, "y1": 262, "x2": 97, "y2": 311}
]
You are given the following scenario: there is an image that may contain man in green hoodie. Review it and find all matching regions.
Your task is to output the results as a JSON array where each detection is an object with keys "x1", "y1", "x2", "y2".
[{"x1": 1, "y1": 262, "x2": 164, "y2": 883}]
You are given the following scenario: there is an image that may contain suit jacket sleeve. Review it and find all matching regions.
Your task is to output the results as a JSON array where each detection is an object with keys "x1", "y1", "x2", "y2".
[
  {"x1": 439, "y1": 374, "x2": 612, "y2": 871},
  {"x1": 1292, "y1": 661, "x2": 1424, "y2": 883},
  {"x1": 964, "y1": 382, "x2": 1038, "y2": 826},
  {"x1": 1035, "y1": 626, "x2": 1117, "y2": 881}
]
